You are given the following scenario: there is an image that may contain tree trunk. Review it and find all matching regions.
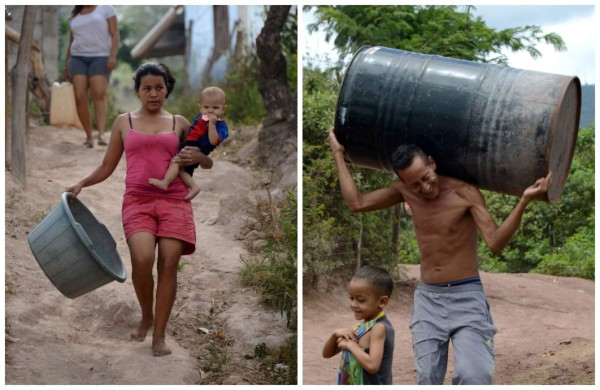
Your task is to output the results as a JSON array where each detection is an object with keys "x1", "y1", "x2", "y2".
[
  {"x1": 254, "y1": 6, "x2": 297, "y2": 190},
  {"x1": 256, "y1": 5, "x2": 293, "y2": 124},
  {"x1": 5, "y1": 38, "x2": 10, "y2": 162},
  {"x1": 203, "y1": 5, "x2": 230, "y2": 84},
  {"x1": 6, "y1": 24, "x2": 51, "y2": 124},
  {"x1": 10, "y1": 6, "x2": 37, "y2": 187}
]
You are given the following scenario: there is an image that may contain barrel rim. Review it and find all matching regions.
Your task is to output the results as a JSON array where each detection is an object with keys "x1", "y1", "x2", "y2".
[
  {"x1": 61, "y1": 192, "x2": 127, "y2": 282},
  {"x1": 546, "y1": 76, "x2": 581, "y2": 203}
]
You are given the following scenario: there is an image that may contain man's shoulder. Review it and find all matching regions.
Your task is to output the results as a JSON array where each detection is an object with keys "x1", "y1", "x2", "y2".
[
  {"x1": 439, "y1": 176, "x2": 477, "y2": 192},
  {"x1": 440, "y1": 176, "x2": 484, "y2": 204}
]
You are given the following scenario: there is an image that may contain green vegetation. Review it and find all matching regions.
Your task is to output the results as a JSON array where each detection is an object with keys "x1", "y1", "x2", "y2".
[
  {"x1": 239, "y1": 188, "x2": 297, "y2": 384},
  {"x1": 221, "y1": 50, "x2": 266, "y2": 124},
  {"x1": 306, "y1": 5, "x2": 565, "y2": 65},
  {"x1": 303, "y1": 68, "x2": 401, "y2": 282},
  {"x1": 478, "y1": 124, "x2": 595, "y2": 278},
  {"x1": 257, "y1": 336, "x2": 297, "y2": 385},
  {"x1": 240, "y1": 188, "x2": 297, "y2": 328},
  {"x1": 303, "y1": 5, "x2": 594, "y2": 281}
]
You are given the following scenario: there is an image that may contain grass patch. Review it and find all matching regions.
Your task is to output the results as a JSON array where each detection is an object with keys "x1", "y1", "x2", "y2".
[
  {"x1": 239, "y1": 188, "x2": 297, "y2": 328},
  {"x1": 258, "y1": 336, "x2": 297, "y2": 385},
  {"x1": 238, "y1": 187, "x2": 297, "y2": 384}
]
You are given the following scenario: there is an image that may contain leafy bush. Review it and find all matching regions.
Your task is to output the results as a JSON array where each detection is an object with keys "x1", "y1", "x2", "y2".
[
  {"x1": 534, "y1": 216, "x2": 594, "y2": 279},
  {"x1": 222, "y1": 49, "x2": 266, "y2": 124},
  {"x1": 478, "y1": 124, "x2": 595, "y2": 278},
  {"x1": 303, "y1": 66, "x2": 403, "y2": 281}
]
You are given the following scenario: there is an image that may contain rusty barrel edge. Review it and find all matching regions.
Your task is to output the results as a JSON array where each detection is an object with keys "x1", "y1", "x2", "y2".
[{"x1": 334, "y1": 46, "x2": 581, "y2": 202}]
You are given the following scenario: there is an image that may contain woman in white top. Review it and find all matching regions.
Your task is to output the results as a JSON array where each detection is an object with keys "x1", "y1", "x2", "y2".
[{"x1": 65, "y1": 5, "x2": 119, "y2": 148}]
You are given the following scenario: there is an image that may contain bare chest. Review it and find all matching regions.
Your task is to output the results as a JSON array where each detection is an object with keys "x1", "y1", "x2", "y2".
[{"x1": 410, "y1": 197, "x2": 474, "y2": 238}]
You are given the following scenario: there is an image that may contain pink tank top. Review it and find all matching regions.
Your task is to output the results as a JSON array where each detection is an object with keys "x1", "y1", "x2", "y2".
[{"x1": 124, "y1": 114, "x2": 188, "y2": 199}]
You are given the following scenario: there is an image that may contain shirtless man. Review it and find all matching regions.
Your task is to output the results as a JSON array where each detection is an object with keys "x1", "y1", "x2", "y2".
[{"x1": 328, "y1": 128, "x2": 552, "y2": 385}]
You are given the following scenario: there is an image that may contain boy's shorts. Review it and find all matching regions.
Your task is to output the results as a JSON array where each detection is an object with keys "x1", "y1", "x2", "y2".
[
  {"x1": 122, "y1": 194, "x2": 196, "y2": 255},
  {"x1": 68, "y1": 55, "x2": 111, "y2": 78}
]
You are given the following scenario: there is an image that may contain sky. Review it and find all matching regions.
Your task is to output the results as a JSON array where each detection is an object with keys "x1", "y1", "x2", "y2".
[{"x1": 303, "y1": 5, "x2": 596, "y2": 85}]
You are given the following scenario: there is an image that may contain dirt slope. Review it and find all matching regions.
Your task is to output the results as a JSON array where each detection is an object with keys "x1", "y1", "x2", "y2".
[
  {"x1": 303, "y1": 264, "x2": 594, "y2": 385},
  {"x1": 5, "y1": 124, "x2": 292, "y2": 384}
]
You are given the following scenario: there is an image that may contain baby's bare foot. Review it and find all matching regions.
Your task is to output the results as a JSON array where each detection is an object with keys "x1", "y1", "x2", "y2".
[
  {"x1": 152, "y1": 336, "x2": 172, "y2": 357},
  {"x1": 130, "y1": 319, "x2": 152, "y2": 342},
  {"x1": 184, "y1": 185, "x2": 201, "y2": 201},
  {"x1": 148, "y1": 178, "x2": 169, "y2": 190}
]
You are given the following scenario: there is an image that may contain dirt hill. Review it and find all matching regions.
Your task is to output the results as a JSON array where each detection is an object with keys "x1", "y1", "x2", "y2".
[
  {"x1": 5, "y1": 123, "x2": 293, "y2": 384},
  {"x1": 303, "y1": 264, "x2": 594, "y2": 385}
]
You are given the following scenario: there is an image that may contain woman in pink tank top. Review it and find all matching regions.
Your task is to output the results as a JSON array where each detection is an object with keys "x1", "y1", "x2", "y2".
[{"x1": 66, "y1": 63, "x2": 212, "y2": 357}]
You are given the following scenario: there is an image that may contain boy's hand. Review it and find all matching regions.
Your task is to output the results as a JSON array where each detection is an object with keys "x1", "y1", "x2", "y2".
[
  {"x1": 207, "y1": 114, "x2": 219, "y2": 125},
  {"x1": 337, "y1": 337, "x2": 357, "y2": 352},
  {"x1": 333, "y1": 328, "x2": 356, "y2": 342}
]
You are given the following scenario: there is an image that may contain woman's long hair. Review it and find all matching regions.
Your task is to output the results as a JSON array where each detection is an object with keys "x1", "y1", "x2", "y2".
[{"x1": 69, "y1": 6, "x2": 85, "y2": 19}]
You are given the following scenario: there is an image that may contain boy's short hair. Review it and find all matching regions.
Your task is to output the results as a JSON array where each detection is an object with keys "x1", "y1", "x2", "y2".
[
  {"x1": 353, "y1": 265, "x2": 393, "y2": 297},
  {"x1": 200, "y1": 86, "x2": 226, "y2": 103}
]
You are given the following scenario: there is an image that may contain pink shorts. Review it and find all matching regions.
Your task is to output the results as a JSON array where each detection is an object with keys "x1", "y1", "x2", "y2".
[{"x1": 122, "y1": 194, "x2": 196, "y2": 255}]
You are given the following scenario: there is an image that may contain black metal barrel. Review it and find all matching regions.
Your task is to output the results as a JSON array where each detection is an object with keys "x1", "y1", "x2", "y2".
[{"x1": 334, "y1": 46, "x2": 581, "y2": 202}]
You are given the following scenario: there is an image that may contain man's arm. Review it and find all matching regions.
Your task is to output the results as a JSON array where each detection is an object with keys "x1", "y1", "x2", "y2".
[
  {"x1": 328, "y1": 128, "x2": 403, "y2": 212},
  {"x1": 467, "y1": 173, "x2": 552, "y2": 254},
  {"x1": 337, "y1": 323, "x2": 386, "y2": 374}
]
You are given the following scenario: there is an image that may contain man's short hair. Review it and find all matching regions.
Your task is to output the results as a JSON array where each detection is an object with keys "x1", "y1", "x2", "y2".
[
  {"x1": 391, "y1": 144, "x2": 428, "y2": 171},
  {"x1": 353, "y1": 265, "x2": 394, "y2": 297}
]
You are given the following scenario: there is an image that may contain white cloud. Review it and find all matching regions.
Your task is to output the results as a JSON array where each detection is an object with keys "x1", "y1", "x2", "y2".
[{"x1": 499, "y1": 13, "x2": 595, "y2": 84}]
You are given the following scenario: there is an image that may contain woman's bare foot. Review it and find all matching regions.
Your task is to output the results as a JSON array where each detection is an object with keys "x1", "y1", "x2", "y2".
[
  {"x1": 148, "y1": 178, "x2": 169, "y2": 190},
  {"x1": 83, "y1": 138, "x2": 94, "y2": 148},
  {"x1": 152, "y1": 335, "x2": 172, "y2": 357},
  {"x1": 130, "y1": 318, "x2": 153, "y2": 342},
  {"x1": 184, "y1": 185, "x2": 201, "y2": 201}
]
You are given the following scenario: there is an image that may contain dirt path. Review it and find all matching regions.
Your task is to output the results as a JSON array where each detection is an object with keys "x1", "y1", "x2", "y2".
[
  {"x1": 5, "y1": 124, "x2": 292, "y2": 384},
  {"x1": 303, "y1": 264, "x2": 594, "y2": 385}
]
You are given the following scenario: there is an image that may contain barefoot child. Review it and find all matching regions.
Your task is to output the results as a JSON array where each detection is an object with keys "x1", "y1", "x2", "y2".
[
  {"x1": 323, "y1": 266, "x2": 395, "y2": 385},
  {"x1": 149, "y1": 86, "x2": 228, "y2": 200}
]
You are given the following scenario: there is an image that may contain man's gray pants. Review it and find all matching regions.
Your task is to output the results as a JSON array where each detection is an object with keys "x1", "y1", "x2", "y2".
[{"x1": 410, "y1": 282, "x2": 497, "y2": 385}]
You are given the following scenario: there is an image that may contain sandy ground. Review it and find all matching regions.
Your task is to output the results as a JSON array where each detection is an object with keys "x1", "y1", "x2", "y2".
[
  {"x1": 303, "y1": 264, "x2": 594, "y2": 385},
  {"x1": 5, "y1": 123, "x2": 293, "y2": 385}
]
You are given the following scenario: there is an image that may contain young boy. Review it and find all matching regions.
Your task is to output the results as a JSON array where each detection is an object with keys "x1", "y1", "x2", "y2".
[
  {"x1": 149, "y1": 86, "x2": 229, "y2": 200},
  {"x1": 323, "y1": 265, "x2": 395, "y2": 385}
]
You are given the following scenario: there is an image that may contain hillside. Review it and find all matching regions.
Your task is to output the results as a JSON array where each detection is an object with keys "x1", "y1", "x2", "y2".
[{"x1": 580, "y1": 84, "x2": 594, "y2": 128}]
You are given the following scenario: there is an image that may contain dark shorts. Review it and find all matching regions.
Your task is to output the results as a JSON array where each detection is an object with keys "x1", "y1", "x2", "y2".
[
  {"x1": 68, "y1": 56, "x2": 111, "y2": 78},
  {"x1": 121, "y1": 194, "x2": 196, "y2": 255}
]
